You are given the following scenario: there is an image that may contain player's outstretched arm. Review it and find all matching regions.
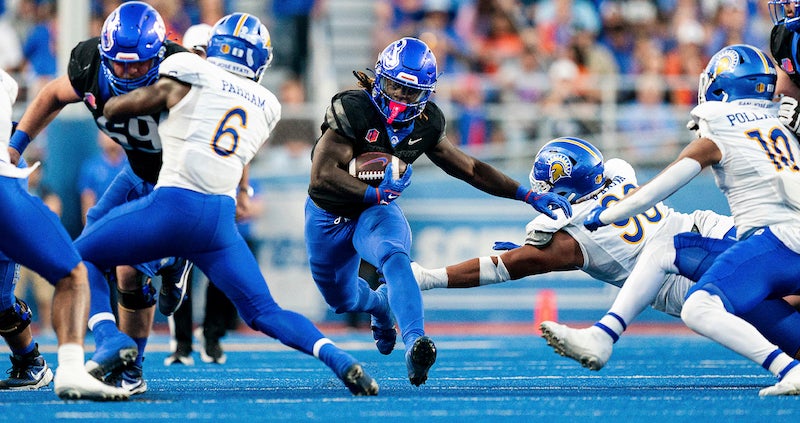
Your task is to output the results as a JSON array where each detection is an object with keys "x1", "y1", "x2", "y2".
[
  {"x1": 425, "y1": 136, "x2": 571, "y2": 218},
  {"x1": 585, "y1": 138, "x2": 720, "y2": 231},
  {"x1": 413, "y1": 231, "x2": 583, "y2": 290},
  {"x1": 9, "y1": 75, "x2": 81, "y2": 164}
]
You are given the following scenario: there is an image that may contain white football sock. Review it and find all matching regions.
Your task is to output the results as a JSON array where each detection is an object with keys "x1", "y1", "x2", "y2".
[{"x1": 682, "y1": 289, "x2": 792, "y2": 376}]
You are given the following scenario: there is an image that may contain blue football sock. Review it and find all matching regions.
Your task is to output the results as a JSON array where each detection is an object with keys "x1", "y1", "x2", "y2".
[
  {"x1": 86, "y1": 262, "x2": 114, "y2": 317},
  {"x1": 11, "y1": 340, "x2": 35, "y2": 357},
  {"x1": 381, "y1": 253, "x2": 424, "y2": 350},
  {"x1": 92, "y1": 319, "x2": 119, "y2": 345},
  {"x1": 133, "y1": 337, "x2": 147, "y2": 367},
  {"x1": 317, "y1": 342, "x2": 356, "y2": 378}
]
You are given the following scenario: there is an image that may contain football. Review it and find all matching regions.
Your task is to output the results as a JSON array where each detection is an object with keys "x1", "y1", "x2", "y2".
[{"x1": 348, "y1": 152, "x2": 408, "y2": 187}]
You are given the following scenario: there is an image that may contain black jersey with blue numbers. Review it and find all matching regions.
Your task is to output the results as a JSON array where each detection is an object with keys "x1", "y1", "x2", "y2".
[
  {"x1": 309, "y1": 89, "x2": 446, "y2": 218},
  {"x1": 67, "y1": 37, "x2": 187, "y2": 184}
]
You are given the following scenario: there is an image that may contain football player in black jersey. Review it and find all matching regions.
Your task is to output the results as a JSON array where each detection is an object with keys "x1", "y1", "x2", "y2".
[
  {"x1": 5, "y1": 2, "x2": 195, "y2": 394},
  {"x1": 305, "y1": 37, "x2": 572, "y2": 386},
  {"x1": 769, "y1": 0, "x2": 800, "y2": 131}
]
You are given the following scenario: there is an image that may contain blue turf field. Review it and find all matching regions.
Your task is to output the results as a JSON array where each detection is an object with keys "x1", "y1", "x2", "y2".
[{"x1": 0, "y1": 329, "x2": 798, "y2": 422}]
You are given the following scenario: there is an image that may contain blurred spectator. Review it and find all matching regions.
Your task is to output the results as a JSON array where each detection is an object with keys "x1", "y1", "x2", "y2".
[
  {"x1": 704, "y1": 0, "x2": 765, "y2": 58},
  {"x1": 568, "y1": 27, "x2": 619, "y2": 104},
  {"x1": 0, "y1": 0, "x2": 23, "y2": 71},
  {"x1": 18, "y1": 0, "x2": 57, "y2": 100},
  {"x1": 262, "y1": 78, "x2": 313, "y2": 175},
  {"x1": 664, "y1": 18, "x2": 707, "y2": 106},
  {"x1": 497, "y1": 46, "x2": 547, "y2": 104},
  {"x1": 77, "y1": 131, "x2": 127, "y2": 226},
  {"x1": 269, "y1": 0, "x2": 320, "y2": 83},
  {"x1": 495, "y1": 46, "x2": 548, "y2": 144},
  {"x1": 598, "y1": 2, "x2": 637, "y2": 76},
  {"x1": 90, "y1": 0, "x2": 121, "y2": 36},
  {"x1": 617, "y1": 72, "x2": 680, "y2": 161},
  {"x1": 476, "y1": 9, "x2": 524, "y2": 75},
  {"x1": 183, "y1": 0, "x2": 227, "y2": 24},
  {"x1": 415, "y1": 0, "x2": 472, "y2": 76},
  {"x1": 374, "y1": 0, "x2": 426, "y2": 55},
  {"x1": 535, "y1": 0, "x2": 601, "y2": 56},
  {"x1": 452, "y1": 74, "x2": 491, "y2": 148},
  {"x1": 538, "y1": 58, "x2": 598, "y2": 139},
  {"x1": 149, "y1": 0, "x2": 192, "y2": 43}
]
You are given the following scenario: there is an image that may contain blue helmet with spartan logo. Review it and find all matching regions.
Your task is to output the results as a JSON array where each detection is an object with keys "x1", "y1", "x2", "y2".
[
  {"x1": 698, "y1": 44, "x2": 776, "y2": 104},
  {"x1": 529, "y1": 137, "x2": 605, "y2": 204}
]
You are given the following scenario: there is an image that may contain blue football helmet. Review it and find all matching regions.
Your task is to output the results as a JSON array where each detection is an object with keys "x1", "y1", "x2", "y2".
[
  {"x1": 206, "y1": 13, "x2": 273, "y2": 82},
  {"x1": 371, "y1": 37, "x2": 437, "y2": 124},
  {"x1": 768, "y1": 0, "x2": 800, "y2": 32},
  {"x1": 698, "y1": 44, "x2": 777, "y2": 104},
  {"x1": 99, "y1": 1, "x2": 166, "y2": 96},
  {"x1": 529, "y1": 137, "x2": 605, "y2": 204}
]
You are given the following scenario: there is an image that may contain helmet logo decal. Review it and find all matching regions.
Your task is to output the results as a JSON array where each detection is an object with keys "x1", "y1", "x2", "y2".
[
  {"x1": 101, "y1": 13, "x2": 119, "y2": 52},
  {"x1": 247, "y1": 49, "x2": 255, "y2": 66},
  {"x1": 383, "y1": 39, "x2": 406, "y2": 70},
  {"x1": 152, "y1": 17, "x2": 166, "y2": 41},
  {"x1": 547, "y1": 152, "x2": 572, "y2": 184},
  {"x1": 713, "y1": 50, "x2": 740, "y2": 77}
]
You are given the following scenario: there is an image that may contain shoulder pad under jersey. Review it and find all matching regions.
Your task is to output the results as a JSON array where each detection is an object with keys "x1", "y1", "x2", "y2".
[{"x1": 159, "y1": 52, "x2": 208, "y2": 86}]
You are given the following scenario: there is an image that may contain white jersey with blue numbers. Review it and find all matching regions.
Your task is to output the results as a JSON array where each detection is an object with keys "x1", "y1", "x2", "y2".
[
  {"x1": 693, "y1": 99, "x2": 800, "y2": 252},
  {"x1": 155, "y1": 52, "x2": 281, "y2": 198},
  {"x1": 525, "y1": 159, "x2": 732, "y2": 288}
]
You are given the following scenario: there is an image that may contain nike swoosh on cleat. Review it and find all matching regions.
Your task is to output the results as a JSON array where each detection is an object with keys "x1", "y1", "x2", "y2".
[
  {"x1": 120, "y1": 379, "x2": 141, "y2": 391},
  {"x1": 31, "y1": 367, "x2": 47, "y2": 381}
]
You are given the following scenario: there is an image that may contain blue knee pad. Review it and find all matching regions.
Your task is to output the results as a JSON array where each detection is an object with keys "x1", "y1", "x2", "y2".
[{"x1": 674, "y1": 232, "x2": 735, "y2": 282}]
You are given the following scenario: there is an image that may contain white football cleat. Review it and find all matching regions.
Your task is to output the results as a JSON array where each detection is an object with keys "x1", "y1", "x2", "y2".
[
  {"x1": 540, "y1": 321, "x2": 613, "y2": 371},
  {"x1": 759, "y1": 365, "x2": 800, "y2": 397},
  {"x1": 54, "y1": 364, "x2": 130, "y2": 401}
]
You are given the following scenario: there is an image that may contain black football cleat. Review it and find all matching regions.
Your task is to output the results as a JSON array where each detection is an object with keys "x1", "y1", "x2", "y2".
[{"x1": 406, "y1": 336, "x2": 437, "y2": 386}]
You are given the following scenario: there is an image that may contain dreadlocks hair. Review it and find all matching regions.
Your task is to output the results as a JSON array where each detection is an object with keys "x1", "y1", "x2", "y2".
[{"x1": 353, "y1": 70, "x2": 374, "y2": 91}]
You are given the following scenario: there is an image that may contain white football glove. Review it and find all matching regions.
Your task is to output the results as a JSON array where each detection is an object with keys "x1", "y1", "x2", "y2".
[
  {"x1": 779, "y1": 95, "x2": 800, "y2": 134},
  {"x1": 685, "y1": 119, "x2": 699, "y2": 137}
]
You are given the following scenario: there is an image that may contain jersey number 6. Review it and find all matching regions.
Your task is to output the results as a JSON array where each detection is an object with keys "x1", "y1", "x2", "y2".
[{"x1": 212, "y1": 107, "x2": 247, "y2": 157}]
